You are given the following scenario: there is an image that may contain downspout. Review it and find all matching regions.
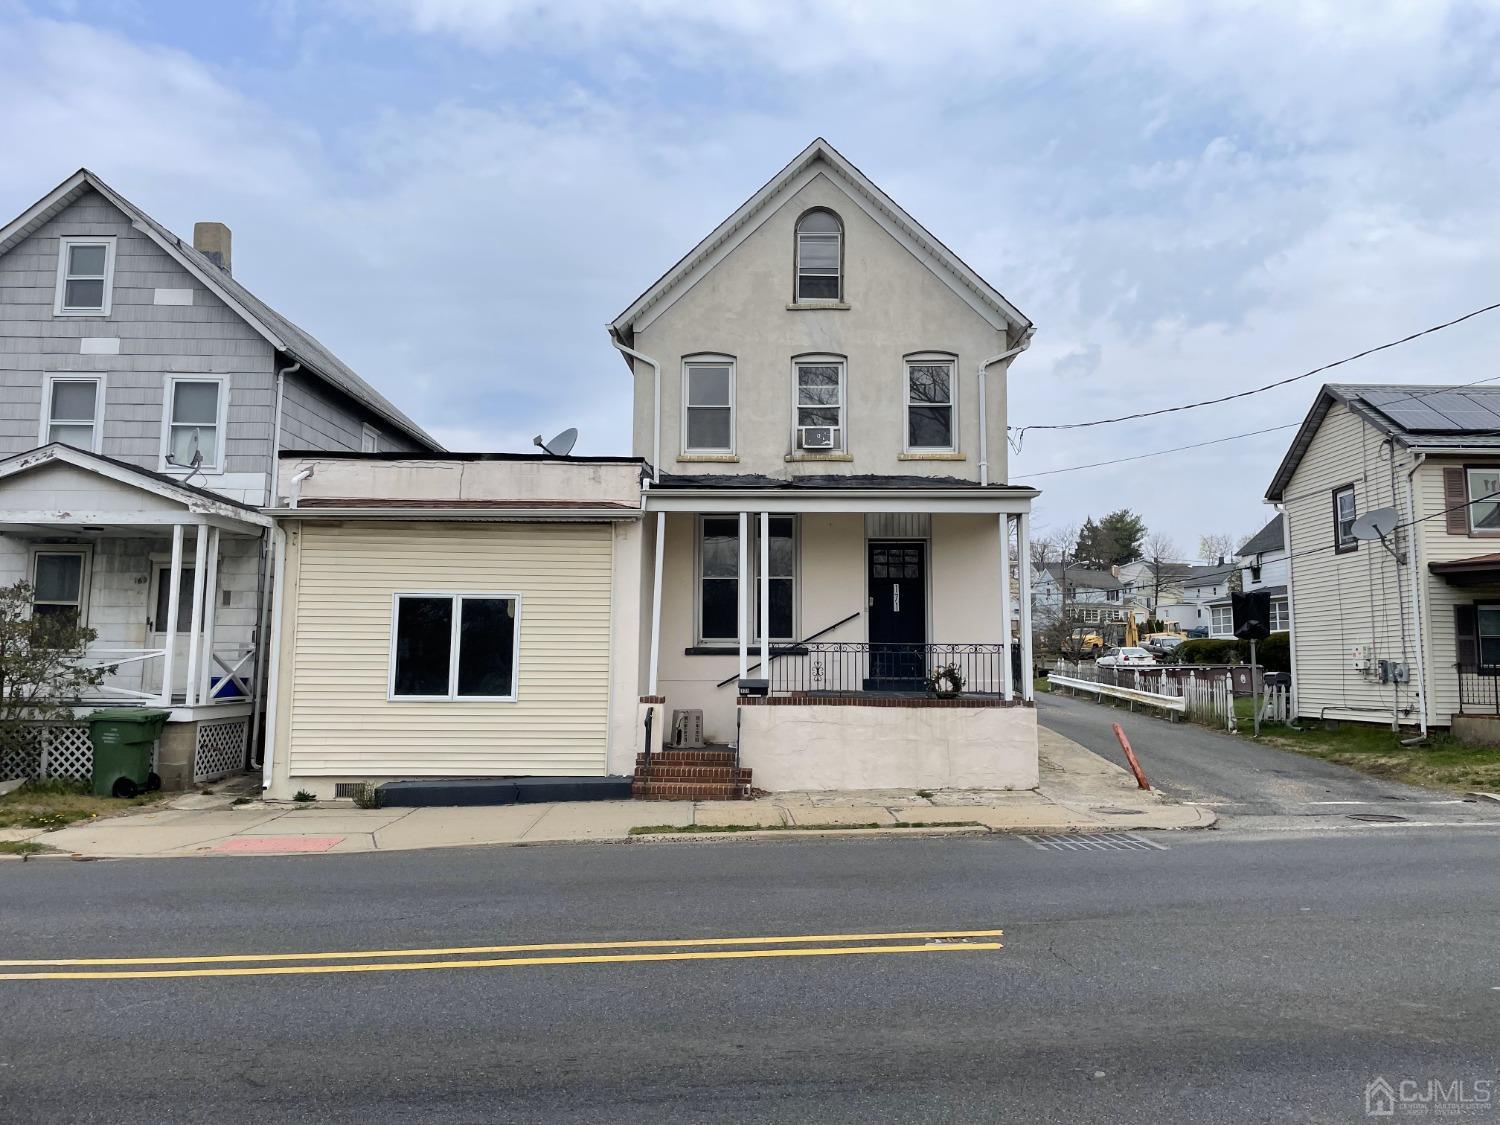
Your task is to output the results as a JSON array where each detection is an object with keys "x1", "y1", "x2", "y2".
[
  {"x1": 288, "y1": 465, "x2": 315, "y2": 508},
  {"x1": 1273, "y1": 500, "x2": 1301, "y2": 729},
  {"x1": 1402, "y1": 450, "x2": 1430, "y2": 740},
  {"x1": 611, "y1": 338, "x2": 662, "y2": 479},
  {"x1": 249, "y1": 360, "x2": 299, "y2": 769},
  {"x1": 259, "y1": 524, "x2": 289, "y2": 792},
  {"x1": 978, "y1": 330, "x2": 1033, "y2": 486}
]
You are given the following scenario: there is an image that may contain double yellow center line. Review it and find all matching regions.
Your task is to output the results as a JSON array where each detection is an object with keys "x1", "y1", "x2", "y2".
[{"x1": 0, "y1": 928, "x2": 1003, "y2": 981}]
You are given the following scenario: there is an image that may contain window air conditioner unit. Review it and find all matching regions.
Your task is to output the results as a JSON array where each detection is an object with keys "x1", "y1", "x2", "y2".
[{"x1": 798, "y1": 426, "x2": 837, "y2": 450}]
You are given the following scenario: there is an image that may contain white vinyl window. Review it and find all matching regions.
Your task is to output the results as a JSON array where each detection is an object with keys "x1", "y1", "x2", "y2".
[
  {"x1": 389, "y1": 593, "x2": 521, "y2": 701},
  {"x1": 1333, "y1": 484, "x2": 1357, "y2": 552},
  {"x1": 794, "y1": 209, "x2": 842, "y2": 301},
  {"x1": 683, "y1": 358, "x2": 734, "y2": 453},
  {"x1": 696, "y1": 516, "x2": 797, "y2": 644},
  {"x1": 31, "y1": 548, "x2": 90, "y2": 628},
  {"x1": 1466, "y1": 467, "x2": 1500, "y2": 532},
  {"x1": 361, "y1": 424, "x2": 381, "y2": 453},
  {"x1": 54, "y1": 237, "x2": 116, "y2": 315},
  {"x1": 40, "y1": 375, "x2": 103, "y2": 451},
  {"x1": 1210, "y1": 605, "x2": 1234, "y2": 635},
  {"x1": 1271, "y1": 598, "x2": 1289, "y2": 632},
  {"x1": 161, "y1": 377, "x2": 227, "y2": 473},
  {"x1": 794, "y1": 357, "x2": 846, "y2": 451},
  {"x1": 905, "y1": 356, "x2": 956, "y2": 451}
]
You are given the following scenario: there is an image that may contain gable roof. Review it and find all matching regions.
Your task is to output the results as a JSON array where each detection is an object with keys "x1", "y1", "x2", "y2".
[
  {"x1": 1038, "y1": 564, "x2": 1121, "y2": 591},
  {"x1": 608, "y1": 138, "x2": 1032, "y2": 349},
  {"x1": 0, "y1": 169, "x2": 441, "y2": 451},
  {"x1": 1238, "y1": 514, "x2": 1285, "y2": 557},
  {"x1": 1180, "y1": 563, "x2": 1237, "y2": 588},
  {"x1": 1267, "y1": 383, "x2": 1500, "y2": 500}
]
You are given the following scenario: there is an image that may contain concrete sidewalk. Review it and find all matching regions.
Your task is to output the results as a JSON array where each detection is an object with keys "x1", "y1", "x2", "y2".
[{"x1": 5, "y1": 728, "x2": 1213, "y2": 859}]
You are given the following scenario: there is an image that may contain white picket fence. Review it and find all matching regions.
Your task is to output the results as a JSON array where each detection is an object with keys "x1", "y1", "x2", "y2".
[{"x1": 1049, "y1": 661, "x2": 1238, "y2": 731}]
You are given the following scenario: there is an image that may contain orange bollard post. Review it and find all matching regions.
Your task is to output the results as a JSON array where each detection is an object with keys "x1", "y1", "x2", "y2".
[{"x1": 1111, "y1": 722, "x2": 1150, "y2": 790}]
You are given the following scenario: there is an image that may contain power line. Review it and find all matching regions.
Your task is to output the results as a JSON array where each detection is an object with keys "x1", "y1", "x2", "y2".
[
  {"x1": 1013, "y1": 372, "x2": 1500, "y2": 483},
  {"x1": 1008, "y1": 299, "x2": 1500, "y2": 444}
]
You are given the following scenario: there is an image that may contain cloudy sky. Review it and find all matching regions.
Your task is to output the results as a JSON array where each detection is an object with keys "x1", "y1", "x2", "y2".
[{"x1": 3, "y1": 0, "x2": 1497, "y2": 555}]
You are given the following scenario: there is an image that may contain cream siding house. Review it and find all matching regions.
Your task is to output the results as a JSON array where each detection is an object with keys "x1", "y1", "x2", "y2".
[
  {"x1": 261, "y1": 454, "x2": 647, "y2": 799},
  {"x1": 612, "y1": 138, "x2": 1041, "y2": 793},
  {"x1": 0, "y1": 169, "x2": 439, "y2": 790},
  {"x1": 1267, "y1": 383, "x2": 1500, "y2": 731}
]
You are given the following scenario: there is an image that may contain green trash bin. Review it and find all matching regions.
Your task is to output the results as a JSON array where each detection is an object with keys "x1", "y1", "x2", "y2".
[{"x1": 88, "y1": 708, "x2": 170, "y2": 798}]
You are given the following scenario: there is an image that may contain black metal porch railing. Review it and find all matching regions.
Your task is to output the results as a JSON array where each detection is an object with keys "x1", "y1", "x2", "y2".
[
  {"x1": 768, "y1": 643, "x2": 1011, "y2": 696},
  {"x1": 1455, "y1": 665, "x2": 1500, "y2": 714}
]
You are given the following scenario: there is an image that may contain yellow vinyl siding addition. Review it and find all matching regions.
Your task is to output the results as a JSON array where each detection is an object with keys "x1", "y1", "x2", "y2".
[{"x1": 285, "y1": 521, "x2": 613, "y2": 777}]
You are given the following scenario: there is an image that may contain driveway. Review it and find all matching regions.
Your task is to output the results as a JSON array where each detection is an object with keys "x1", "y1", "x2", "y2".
[{"x1": 1037, "y1": 691, "x2": 1500, "y2": 828}]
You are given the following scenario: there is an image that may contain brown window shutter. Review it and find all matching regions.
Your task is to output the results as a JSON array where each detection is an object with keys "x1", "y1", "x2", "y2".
[
  {"x1": 1455, "y1": 604, "x2": 1478, "y2": 670},
  {"x1": 1444, "y1": 467, "x2": 1470, "y2": 534}
]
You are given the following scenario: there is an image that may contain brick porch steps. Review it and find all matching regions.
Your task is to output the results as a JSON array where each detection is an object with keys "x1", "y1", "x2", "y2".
[{"x1": 632, "y1": 748, "x2": 751, "y2": 801}]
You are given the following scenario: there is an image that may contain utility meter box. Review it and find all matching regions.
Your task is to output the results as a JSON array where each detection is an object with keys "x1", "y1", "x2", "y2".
[{"x1": 1351, "y1": 645, "x2": 1370, "y2": 671}]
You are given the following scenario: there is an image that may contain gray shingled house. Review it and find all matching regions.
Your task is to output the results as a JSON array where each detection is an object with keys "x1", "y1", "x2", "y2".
[{"x1": 0, "y1": 168, "x2": 441, "y2": 788}]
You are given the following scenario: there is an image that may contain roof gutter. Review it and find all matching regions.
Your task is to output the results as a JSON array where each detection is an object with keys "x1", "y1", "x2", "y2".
[
  {"x1": 610, "y1": 338, "x2": 661, "y2": 479},
  {"x1": 978, "y1": 331, "x2": 1033, "y2": 486},
  {"x1": 263, "y1": 507, "x2": 643, "y2": 521}
]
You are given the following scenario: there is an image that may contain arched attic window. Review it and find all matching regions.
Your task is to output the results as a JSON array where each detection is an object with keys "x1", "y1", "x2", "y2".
[{"x1": 795, "y1": 209, "x2": 842, "y2": 301}]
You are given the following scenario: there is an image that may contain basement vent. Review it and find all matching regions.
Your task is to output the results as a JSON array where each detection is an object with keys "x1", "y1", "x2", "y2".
[
  {"x1": 1018, "y1": 833, "x2": 1167, "y2": 853},
  {"x1": 334, "y1": 783, "x2": 364, "y2": 798}
]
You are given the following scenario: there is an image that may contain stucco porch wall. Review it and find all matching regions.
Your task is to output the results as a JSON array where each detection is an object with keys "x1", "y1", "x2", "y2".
[
  {"x1": 653, "y1": 511, "x2": 1006, "y2": 743},
  {"x1": 737, "y1": 699, "x2": 1038, "y2": 791}
]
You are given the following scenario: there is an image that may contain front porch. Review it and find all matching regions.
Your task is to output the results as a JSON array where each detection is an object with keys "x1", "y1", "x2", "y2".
[
  {"x1": 0, "y1": 445, "x2": 271, "y2": 787},
  {"x1": 634, "y1": 479, "x2": 1039, "y2": 794}
]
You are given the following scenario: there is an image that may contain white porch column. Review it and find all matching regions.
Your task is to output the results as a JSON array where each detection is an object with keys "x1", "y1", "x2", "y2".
[
  {"x1": 737, "y1": 511, "x2": 749, "y2": 683},
  {"x1": 182, "y1": 523, "x2": 209, "y2": 706},
  {"x1": 999, "y1": 514, "x2": 1014, "y2": 700},
  {"x1": 759, "y1": 511, "x2": 770, "y2": 683},
  {"x1": 159, "y1": 523, "x2": 185, "y2": 707},
  {"x1": 197, "y1": 527, "x2": 221, "y2": 704},
  {"x1": 648, "y1": 512, "x2": 664, "y2": 696},
  {"x1": 1017, "y1": 511, "x2": 1035, "y2": 702}
]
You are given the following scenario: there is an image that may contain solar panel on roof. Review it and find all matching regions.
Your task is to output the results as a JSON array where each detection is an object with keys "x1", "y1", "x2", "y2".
[{"x1": 1360, "y1": 389, "x2": 1500, "y2": 432}]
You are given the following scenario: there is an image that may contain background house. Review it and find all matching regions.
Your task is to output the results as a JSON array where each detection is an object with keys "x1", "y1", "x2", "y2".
[
  {"x1": 1032, "y1": 564, "x2": 1124, "y2": 626},
  {"x1": 0, "y1": 169, "x2": 439, "y2": 788},
  {"x1": 1267, "y1": 382, "x2": 1500, "y2": 733}
]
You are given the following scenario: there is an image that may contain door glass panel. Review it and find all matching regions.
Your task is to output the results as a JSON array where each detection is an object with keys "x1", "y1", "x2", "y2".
[{"x1": 153, "y1": 568, "x2": 198, "y2": 631}]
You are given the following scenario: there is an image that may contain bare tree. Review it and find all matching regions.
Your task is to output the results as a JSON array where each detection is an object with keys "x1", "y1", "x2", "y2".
[
  {"x1": 1198, "y1": 532, "x2": 1238, "y2": 564},
  {"x1": 1142, "y1": 533, "x2": 1180, "y2": 620}
]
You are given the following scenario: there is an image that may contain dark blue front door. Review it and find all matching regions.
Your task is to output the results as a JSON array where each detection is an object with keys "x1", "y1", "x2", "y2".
[{"x1": 866, "y1": 541, "x2": 926, "y2": 690}]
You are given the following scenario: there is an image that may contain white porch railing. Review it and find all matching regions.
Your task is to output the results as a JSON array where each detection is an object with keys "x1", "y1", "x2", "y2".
[{"x1": 72, "y1": 644, "x2": 256, "y2": 707}]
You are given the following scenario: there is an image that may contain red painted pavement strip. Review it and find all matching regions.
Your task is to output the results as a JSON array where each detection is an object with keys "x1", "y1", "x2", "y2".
[{"x1": 212, "y1": 836, "x2": 345, "y2": 854}]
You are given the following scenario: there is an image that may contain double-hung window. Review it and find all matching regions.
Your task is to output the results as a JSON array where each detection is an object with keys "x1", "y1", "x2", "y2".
[
  {"x1": 41, "y1": 375, "x2": 103, "y2": 451},
  {"x1": 697, "y1": 516, "x2": 796, "y2": 643},
  {"x1": 905, "y1": 356, "x2": 956, "y2": 451},
  {"x1": 1210, "y1": 605, "x2": 1233, "y2": 635},
  {"x1": 1333, "y1": 485, "x2": 1357, "y2": 553},
  {"x1": 794, "y1": 210, "x2": 842, "y2": 301},
  {"x1": 390, "y1": 593, "x2": 520, "y2": 701},
  {"x1": 163, "y1": 377, "x2": 225, "y2": 472},
  {"x1": 683, "y1": 358, "x2": 734, "y2": 453},
  {"x1": 54, "y1": 237, "x2": 115, "y2": 316},
  {"x1": 794, "y1": 357, "x2": 845, "y2": 451},
  {"x1": 1270, "y1": 598, "x2": 1289, "y2": 632},
  {"x1": 1467, "y1": 467, "x2": 1500, "y2": 532},
  {"x1": 31, "y1": 549, "x2": 89, "y2": 628}
]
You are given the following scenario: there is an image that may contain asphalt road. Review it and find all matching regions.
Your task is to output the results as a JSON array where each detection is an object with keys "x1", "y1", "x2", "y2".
[
  {"x1": 1038, "y1": 690, "x2": 1500, "y2": 827},
  {"x1": 3, "y1": 827, "x2": 1499, "y2": 1124}
]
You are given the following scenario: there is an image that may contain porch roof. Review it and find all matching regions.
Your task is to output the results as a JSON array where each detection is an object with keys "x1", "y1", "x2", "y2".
[
  {"x1": 0, "y1": 443, "x2": 271, "y2": 535},
  {"x1": 1429, "y1": 553, "x2": 1500, "y2": 587},
  {"x1": 645, "y1": 472, "x2": 1037, "y2": 514}
]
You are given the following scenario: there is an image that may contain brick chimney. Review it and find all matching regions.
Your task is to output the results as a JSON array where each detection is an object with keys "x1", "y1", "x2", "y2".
[{"x1": 193, "y1": 222, "x2": 232, "y2": 275}]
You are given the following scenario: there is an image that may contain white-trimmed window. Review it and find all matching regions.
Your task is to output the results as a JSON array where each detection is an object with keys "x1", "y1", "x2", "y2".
[
  {"x1": 1210, "y1": 605, "x2": 1233, "y2": 635},
  {"x1": 696, "y1": 515, "x2": 797, "y2": 644},
  {"x1": 1333, "y1": 484, "x2": 1357, "y2": 553},
  {"x1": 31, "y1": 548, "x2": 90, "y2": 628},
  {"x1": 794, "y1": 357, "x2": 846, "y2": 451},
  {"x1": 389, "y1": 593, "x2": 520, "y2": 701},
  {"x1": 1466, "y1": 467, "x2": 1500, "y2": 532},
  {"x1": 54, "y1": 237, "x2": 116, "y2": 316},
  {"x1": 41, "y1": 375, "x2": 103, "y2": 451},
  {"x1": 161, "y1": 376, "x2": 227, "y2": 473},
  {"x1": 1271, "y1": 598, "x2": 1289, "y2": 632},
  {"x1": 905, "y1": 355, "x2": 956, "y2": 451},
  {"x1": 794, "y1": 209, "x2": 842, "y2": 301},
  {"x1": 361, "y1": 424, "x2": 381, "y2": 453},
  {"x1": 683, "y1": 358, "x2": 734, "y2": 453}
]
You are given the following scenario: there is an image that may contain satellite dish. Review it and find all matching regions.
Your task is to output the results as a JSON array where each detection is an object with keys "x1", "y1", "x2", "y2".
[
  {"x1": 1351, "y1": 507, "x2": 1399, "y2": 541},
  {"x1": 533, "y1": 427, "x2": 578, "y2": 457}
]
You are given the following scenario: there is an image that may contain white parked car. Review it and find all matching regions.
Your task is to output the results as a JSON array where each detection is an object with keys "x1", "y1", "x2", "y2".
[{"x1": 1097, "y1": 646, "x2": 1158, "y2": 668}]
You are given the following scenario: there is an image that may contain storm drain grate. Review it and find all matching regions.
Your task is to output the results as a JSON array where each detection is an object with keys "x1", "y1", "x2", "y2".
[{"x1": 1017, "y1": 833, "x2": 1167, "y2": 853}]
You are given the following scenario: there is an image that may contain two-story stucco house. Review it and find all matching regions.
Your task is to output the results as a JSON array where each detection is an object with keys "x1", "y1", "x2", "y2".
[
  {"x1": 0, "y1": 169, "x2": 440, "y2": 789},
  {"x1": 612, "y1": 139, "x2": 1041, "y2": 793},
  {"x1": 1267, "y1": 383, "x2": 1500, "y2": 735}
]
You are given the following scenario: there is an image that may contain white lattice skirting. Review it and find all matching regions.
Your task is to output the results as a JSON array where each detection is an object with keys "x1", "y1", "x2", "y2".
[
  {"x1": 0, "y1": 724, "x2": 94, "y2": 782},
  {"x1": 195, "y1": 718, "x2": 248, "y2": 782}
]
